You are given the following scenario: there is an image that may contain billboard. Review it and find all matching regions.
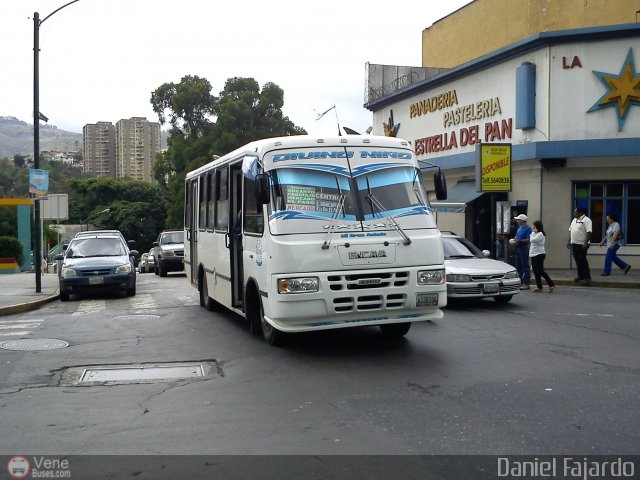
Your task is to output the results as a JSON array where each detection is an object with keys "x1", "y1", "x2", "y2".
[
  {"x1": 475, "y1": 143, "x2": 512, "y2": 192},
  {"x1": 28, "y1": 169, "x2": 49, "y2": 199}
]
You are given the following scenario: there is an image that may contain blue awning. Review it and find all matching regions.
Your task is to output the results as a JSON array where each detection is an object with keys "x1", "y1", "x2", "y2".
[{"x1": 430, "y1": 182, "x2": 484, "y2": 213}]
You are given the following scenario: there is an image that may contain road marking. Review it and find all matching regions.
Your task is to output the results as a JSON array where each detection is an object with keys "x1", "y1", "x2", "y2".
[
  {"x1": 71, "y1": 299, "x2": 106, "y2": 316},
  {"x1": 128, "y1": 294, "x2": 155, "y2": 310},
  {"x1": 0, "y1": 324, "x2": 42, "y2": 330},
  {"x1": 0, "y1": 331, "x2": 31, "y2": 336}
]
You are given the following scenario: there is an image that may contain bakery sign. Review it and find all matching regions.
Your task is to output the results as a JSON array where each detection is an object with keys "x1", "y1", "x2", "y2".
[{"x1": 410, "y1": 90, "x2": 513, "y2": 156}]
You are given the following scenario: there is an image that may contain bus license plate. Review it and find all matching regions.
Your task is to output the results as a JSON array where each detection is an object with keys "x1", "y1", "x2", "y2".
[
  {"x1": 416, "y1": 293, "x2": 438, "y2": 307},
  {"x1": 89, "y1": 276, "x2": 104, "y2": 285},
  {"x1": 483, "y1": 283, "x2": 499, "y2": 293}
]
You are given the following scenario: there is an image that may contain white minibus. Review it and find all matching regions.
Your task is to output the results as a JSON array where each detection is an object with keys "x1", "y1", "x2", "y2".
[{"x1": 184, "y1": 135, "x2": 448, "y2": 345}]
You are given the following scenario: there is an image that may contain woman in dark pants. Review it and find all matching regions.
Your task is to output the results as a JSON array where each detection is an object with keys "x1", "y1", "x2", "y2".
[{"x1": 529, "y1": 220, "x2": 555, "y2": 292}]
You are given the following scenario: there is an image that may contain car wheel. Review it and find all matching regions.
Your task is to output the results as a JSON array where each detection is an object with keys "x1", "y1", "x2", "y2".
[
  {"x1": 380, "y1": 322, "x2": 411, "y2": 338},
  {"x1": 127, "y1": 284, "x2": 136, "y2": 297},
  {"x1": 60, "y1": 291, "x2": 69, "y2": 302},
  {"x1": 154, "y1": 263, "x2": 159, "y2": 275},
  {"x1": 159, "y1": 262, "x2": 167, "y2": 277},
  {"x1": 494, "y1": 295, "x2": 512, "y2": 304},
  {"x1": 140, "y1": 266, "x2": 146, "y2": 274}
]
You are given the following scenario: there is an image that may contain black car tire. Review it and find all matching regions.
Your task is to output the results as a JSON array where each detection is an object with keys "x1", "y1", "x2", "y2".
[
  {"x1": 60, "y1": 291, "x2": 69, "y2": 302},
  {"x1": 380, "y1": 322, "x2": 411, "y2": 338},
  {"x1": 494, "y1": 295, "x2": 513, "y2": 304},
  {"x1": 159, "y1": 261, "x2": 167, "y2": 277},
  {"x1": 127, "y1": 285, "x2": 136, "y2": 297}
]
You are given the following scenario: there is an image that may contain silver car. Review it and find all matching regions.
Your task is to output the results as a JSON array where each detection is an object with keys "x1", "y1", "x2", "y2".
[{"x1": 442, "y1": 233, "x2": 520, "y2": 303}]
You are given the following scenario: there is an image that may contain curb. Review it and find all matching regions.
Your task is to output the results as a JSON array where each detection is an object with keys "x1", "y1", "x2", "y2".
[
  {"x1": 552, "y1": 279, "x2": 640, "y2": 289},
  {"x1": 0, "y1": 291, "x2": 60, "y2": 316}
]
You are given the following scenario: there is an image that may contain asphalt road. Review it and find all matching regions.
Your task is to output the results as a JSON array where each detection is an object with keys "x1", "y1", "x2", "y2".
[{"x1": 1, "y1": 273, "x2": 638, "y2": 462}]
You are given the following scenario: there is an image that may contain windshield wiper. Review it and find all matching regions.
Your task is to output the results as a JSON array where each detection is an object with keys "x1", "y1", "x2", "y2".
[
  {"x1": 321, "y1": 193, "x2": 346, "y2": 250},
  {"x1": 367, "y1": 194, "x2": 412, "y2": 245},
  {"x1": 447, "y1": 254, "x2": 476, "y2": 259}
]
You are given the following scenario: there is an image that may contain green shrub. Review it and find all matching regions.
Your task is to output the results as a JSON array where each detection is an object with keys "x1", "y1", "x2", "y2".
[{"x1": 0, "y1": 236, "x2": 24, "y2": 266}]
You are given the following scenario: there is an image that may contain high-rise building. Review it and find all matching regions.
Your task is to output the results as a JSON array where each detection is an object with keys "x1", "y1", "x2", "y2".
[
  {"x1": 115, "y1": 117, "x2": 161, "y2": 181},
  {"x1": 82, "y1": 122, "x2": 116, "y2": 178}
]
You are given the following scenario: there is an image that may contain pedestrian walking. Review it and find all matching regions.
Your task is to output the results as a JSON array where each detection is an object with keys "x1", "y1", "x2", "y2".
[
  {"x1": 599, "y1": 213, "x2": 631, "y2": 276},
  {"x1": 511, "y1": 213, "x2": 532, "y2": 289},
  {"x1": 567, "y1": 207, "x2": 592, "y2": 285},
  {"x1": 529, "y1": 220, "x2": 555, "y2": 292}
]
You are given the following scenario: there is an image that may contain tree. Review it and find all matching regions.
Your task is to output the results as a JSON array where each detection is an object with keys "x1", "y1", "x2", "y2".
[
  {"x1": 150, "y1": 75, "x2": 216, "y2": 141},
  {"x1": 151, "y1": 75, "x2": 306, "y2": 227}
]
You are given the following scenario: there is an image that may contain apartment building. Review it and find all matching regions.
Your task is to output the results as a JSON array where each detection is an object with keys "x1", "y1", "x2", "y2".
[
  {"x1": 115, "y1": 117, "x2": 161, "y2": 181},
  {"x1": 82, "y1": 122, "x2": 116, "y2": 178}
]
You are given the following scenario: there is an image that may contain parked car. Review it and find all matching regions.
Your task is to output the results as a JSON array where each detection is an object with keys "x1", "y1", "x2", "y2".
[
  {"x1": 442, "y1": 232, "x2": 520, "y2": 303},
  {"x1": 56, "y1": 231, "x2": 139, "y2": 301},
  {"x1": 151, "y1": 230, "x2": 184, "y2": 277},
  {"x1": 138, "y1": 251, "x2": 155, "y2": 273}
]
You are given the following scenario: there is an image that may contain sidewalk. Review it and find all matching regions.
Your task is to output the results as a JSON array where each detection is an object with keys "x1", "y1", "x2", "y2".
[
  {"x1": 0, "y1": 268, "x2": 638, "y2": 317},
  {"x1": 0, "y1": 272, "x2": 60, "y2": 316}
]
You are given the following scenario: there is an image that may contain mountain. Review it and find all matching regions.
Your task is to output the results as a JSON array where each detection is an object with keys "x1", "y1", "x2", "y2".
[{"x1": 0, "y1": 116, "x2": 83, "y2": 159}]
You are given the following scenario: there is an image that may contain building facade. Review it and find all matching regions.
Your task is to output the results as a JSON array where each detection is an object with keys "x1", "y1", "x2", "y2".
[
  {"x1": 115, "y1": 117, "x2": 161, "y2": 182},
  {"x1": 82, "y1": 122, "x2": 116, "y2": 178},
  {"x1": 421, "y1": 0, "x2": 640, "y2": 68},
  {"x1": 365, "y1": 24, "x2": 640, "y2": 271}
]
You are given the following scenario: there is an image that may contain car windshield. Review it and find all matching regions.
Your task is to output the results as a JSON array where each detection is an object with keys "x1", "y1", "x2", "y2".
[
  {"x1": 161, "y1": 232, "x2": 184, "y2": 244},
  {"x1": 67, "y1": 237, "x2": 127, "y2": 258},
  {"x1": 442, "y1": 236, "x2": 483, "y2": 259}
]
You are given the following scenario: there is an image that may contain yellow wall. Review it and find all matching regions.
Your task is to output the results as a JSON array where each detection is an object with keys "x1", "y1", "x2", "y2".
[{"x1": 422, "y1": 0, "x2": 640, "y2": 68}]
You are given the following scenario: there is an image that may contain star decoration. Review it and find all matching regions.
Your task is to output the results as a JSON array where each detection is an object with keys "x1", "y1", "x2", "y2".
[
  {"x1": 587, "y1": 48, "x2": 640, "y2": 131},
  {"x1": 383, "y1": 109, "x2": 400, "y2": 137}
]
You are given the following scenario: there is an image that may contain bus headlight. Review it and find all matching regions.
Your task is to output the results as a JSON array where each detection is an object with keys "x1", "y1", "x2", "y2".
[
  {"x1": 278, "y1": 277, "x2": 319, "y2": 294},
  {"x1": 418, "y1": 269, "x2": 445, "y2": 285}
]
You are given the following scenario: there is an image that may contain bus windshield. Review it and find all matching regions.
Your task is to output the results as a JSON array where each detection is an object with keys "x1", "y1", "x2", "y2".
[{"x1": 269, "y1": 165, "x2": 432, "y2": 234}]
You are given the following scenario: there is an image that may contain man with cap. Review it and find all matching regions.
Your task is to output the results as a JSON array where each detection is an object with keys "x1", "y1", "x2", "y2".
[{"x1": 512, "y1": 214, "x2": 532, "y2": 289}]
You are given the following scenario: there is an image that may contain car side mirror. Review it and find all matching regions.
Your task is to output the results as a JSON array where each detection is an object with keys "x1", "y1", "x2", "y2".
[
  {"x1": 129, "y1": 250, "x2": 139, "y2": 257},
  {"x1": 128, "y1": 240, "x2": 136, "y2": 247},
  {"x1": 55, "y1": 254, "x2": 64, "y2": 261},
  {"x1": 153, "y1": 242, "x2": 159, "y2": 247}
]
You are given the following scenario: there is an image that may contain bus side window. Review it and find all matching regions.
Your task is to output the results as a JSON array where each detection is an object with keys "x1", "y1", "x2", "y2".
[
  {"x1": 206, "y1": 172, "x2": 214, "y2": 231},
  {"x1": 215, "y1": 168, "x2": 229, "y2": 231},
  {"x1": 244, "y1": 175, "x2": 264, "y2": 235},
  {"x1": 198, "y1": 176, "x2": 207, "y2": 231}
]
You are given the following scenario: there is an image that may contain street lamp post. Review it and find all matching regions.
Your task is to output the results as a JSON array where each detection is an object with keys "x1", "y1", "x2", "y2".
[
  {"x1": 33, "y1": 0, "x2": 81, "y2": 292},
  {"x1": 81, "y1": 208, "x2": 111, "y2": 232}
]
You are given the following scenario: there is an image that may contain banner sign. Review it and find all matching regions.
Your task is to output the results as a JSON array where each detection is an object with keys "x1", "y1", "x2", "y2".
[
  {"x1": 476, "y1": 143, "x2": 512, "y2": 192},
  {"x1": 29, "y1": 169, "x2": 49, "y2": 199}
]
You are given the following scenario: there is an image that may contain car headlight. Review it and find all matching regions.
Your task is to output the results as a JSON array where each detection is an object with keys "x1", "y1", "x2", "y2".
[
  {"x1": 446, "y1": 273, "x2": 472, "y2": 282},
  {"x1": 116, "y1": 263, "x2": 132, "y2": 273},
  {"x1": 503, "y1": 270, "x2": 519, "y2": 279},
  {"x1": 418, "y1": 269, "x2": 445, "y2": 285},
  {"x1": 162, "y1": 249, "x2": 174, "y2": 256},
  {"x1": 61, "y1": 267, "x2": 76, "y2": 278},
  {"x1": 278, "y1": 277, "x2": 319, "y2": 294}
]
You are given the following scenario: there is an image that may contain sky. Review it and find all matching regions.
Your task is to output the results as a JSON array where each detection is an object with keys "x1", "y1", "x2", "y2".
[{"x1": 1, "y1": 0, "x2": 473, "y2": 137}]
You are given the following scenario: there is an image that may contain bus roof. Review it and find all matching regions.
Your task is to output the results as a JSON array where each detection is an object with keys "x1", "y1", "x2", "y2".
[{"x1": 185, "y1": 134, "x2": 412, "y2": 180}]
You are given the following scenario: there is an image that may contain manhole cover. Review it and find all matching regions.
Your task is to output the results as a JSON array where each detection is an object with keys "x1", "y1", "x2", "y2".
[
  {"x1": 81, "y1": 365, "x2": 204, "y2": 382},
  {"x1": 114, "y1": 314, "x2": 161, "y2": 320},
  {"x1": 0, "y1": 339, "x2": 69, "y2": 351},
  {"x1": 57, "y1": 361, "x2": 220, "y2": 386}
]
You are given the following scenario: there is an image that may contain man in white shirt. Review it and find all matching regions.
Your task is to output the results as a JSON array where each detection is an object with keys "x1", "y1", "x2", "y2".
[{"x1": 567, "y1": 207, "x2": 592, "y2": 285}]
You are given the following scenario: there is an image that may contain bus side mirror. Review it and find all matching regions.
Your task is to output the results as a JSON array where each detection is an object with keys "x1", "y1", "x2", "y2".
[
  {"x1": 256, "y1": 173, "x2": 270, "y2": 205},
  {"x1": 434, "y1": 172, "x2": 447, "y2": 200}
]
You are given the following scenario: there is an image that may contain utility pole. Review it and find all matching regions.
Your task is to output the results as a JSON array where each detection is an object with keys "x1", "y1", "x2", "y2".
[{"x1": 33, "y1": 0, "x2": 81, "y2": 292}]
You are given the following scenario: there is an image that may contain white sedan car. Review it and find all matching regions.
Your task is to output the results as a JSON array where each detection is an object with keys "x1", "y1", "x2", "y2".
[{"x1": 442, "y1": 233, "x2": 520, "y2": 303}]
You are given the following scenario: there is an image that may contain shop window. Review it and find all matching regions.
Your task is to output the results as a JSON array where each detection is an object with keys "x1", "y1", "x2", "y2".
[{"x1": 573, "y1": 181, "x2": 638, "y2": 245}]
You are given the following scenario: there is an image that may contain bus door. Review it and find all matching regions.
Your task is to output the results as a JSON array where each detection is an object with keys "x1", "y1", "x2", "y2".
[
  {"x1": 229, "y1": 164, "x2": 244, "y2": 309},
  {"x1": 187, "y1": 178, "x2": 199, "y2": 286}
]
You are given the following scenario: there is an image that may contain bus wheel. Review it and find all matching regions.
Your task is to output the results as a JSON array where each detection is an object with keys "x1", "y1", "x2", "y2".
[
  {"x1": 260, "y1": 299, "x2": 286, "y2": 346},
  {"x1": 380, "y1": 322, "x2": 411, "y2": 338},
  {"x1": 199, "y1": 272, "x2": 217, "y2": 311}
]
